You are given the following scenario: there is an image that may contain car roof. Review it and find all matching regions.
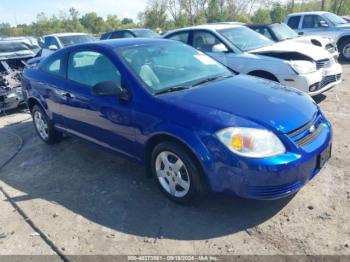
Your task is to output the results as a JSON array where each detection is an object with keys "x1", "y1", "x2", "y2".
[
  {"x1": 165, "y1": 23, "x2": 243, "y2": 35},
  {"x1": 64, "y1": 38, "x2": 176, "y2": 50},
  {"x1": 287, "y1": 11, "x2": 330, "y2": 17},
  {"x1": 44, "y1": 33, "x2": 90, "y2": 38},
  {"x1": 104, "y1": 28, "x2": 152, "y2": 34}
]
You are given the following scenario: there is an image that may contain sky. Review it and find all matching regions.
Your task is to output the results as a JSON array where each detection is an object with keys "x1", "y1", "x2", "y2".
[{"x1": 0, "y1": 0, "x2": 148, "y2": 26}]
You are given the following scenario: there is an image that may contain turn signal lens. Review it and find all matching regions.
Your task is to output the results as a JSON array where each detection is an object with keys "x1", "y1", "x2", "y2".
[{"x1": 216, "y1": 127, "x2": 286, "y2": 158}]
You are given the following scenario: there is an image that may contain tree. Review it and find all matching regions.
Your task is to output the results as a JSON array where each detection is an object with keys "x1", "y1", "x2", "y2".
[
  {"x1": 270, "y1": 3, "x2": 287, "y2": 23},
  {"x1": 80, "y1": 12, "x2": 105, "y2": 34},
  {"x1": 139, "y1": 0, "x2": 168, "y2": 29},
  {"x1": 251, "y1": 8, "x2": 271, "y2": 24},
  {"x1": 122, "y1": 18, "x2": 133, "y2": 24}
]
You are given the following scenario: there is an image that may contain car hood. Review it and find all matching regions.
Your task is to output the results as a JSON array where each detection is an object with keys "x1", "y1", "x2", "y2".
[
  {"x1": 335, "y1": 23, "x2": 350, "y2": 29},
  {"x1": 251, "y1": 41, "x2": 332, "y2": 60},
  {"x1": 161, "y1": 75, "x2": 318, "y2": 134}
]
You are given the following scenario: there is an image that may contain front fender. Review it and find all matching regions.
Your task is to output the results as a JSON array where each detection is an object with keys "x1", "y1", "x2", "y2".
[{"x1": 146, "y1": 122, "x2": 215, "y2": 178}]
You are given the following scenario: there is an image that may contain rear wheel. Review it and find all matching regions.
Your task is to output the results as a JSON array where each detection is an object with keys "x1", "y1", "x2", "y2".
[
  {"x1": 32, "y1": 105, "x2": 62, "y2": 144},
  {"x1": 151, "y1": 142, "x2": 205, "y2": 203},
  {"x1": 339, "y1": 39, "x2": 350, "y2": 62}
]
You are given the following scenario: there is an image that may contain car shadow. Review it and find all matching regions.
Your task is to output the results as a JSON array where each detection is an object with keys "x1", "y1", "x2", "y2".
[
  {"x1": 313, "y1": 94, "x2": 327, "y2": 104},
  {"x1": 0, "y1": 120, "x2": 293, "y2": 240}
]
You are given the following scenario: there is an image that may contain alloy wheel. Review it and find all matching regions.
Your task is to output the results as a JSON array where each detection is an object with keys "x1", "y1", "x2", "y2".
[
  {"x1": 155, "y1": 151, "x2": 190, "y2": 198},
  {"x1": 34, "y1": 111, "x2": 49, "y2": 140}
]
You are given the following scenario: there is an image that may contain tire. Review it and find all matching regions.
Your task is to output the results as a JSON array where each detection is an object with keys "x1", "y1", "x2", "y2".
[
  {"x1": 31, "y1": 105, "x2": 62, "y2": 144},
  {"x1": 338, "y1": 39, "x2": 350, "y2": 62},
  {"x1": 151, "y1": 142, "x2": 206, "y2": 204}
]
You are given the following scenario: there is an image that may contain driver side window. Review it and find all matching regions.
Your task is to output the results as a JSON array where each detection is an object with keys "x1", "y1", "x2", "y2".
[
  {"x1": 302, "y1": 15, "x2": 324, "y2": 29},
  {"x1": 192, "y1": 31, "x2": 222, "y2": 52},
  {"x1": 67, "y1": 51, "x2": 121, "y2": 87}
]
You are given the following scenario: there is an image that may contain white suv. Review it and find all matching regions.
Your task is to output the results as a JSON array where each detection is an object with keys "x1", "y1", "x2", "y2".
[
  {"x1": 41, "y1": 33, "x2": 96, "y2": 57},
  {"x1": 164, "y1": 24, "x2": 342, "y2": 96}
]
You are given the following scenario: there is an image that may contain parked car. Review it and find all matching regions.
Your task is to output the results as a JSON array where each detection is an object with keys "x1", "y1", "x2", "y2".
[
  {"x1": 41, "y1": 33, "x2": 96, "y2": 57},
  {"x1": 0, "y1": 37, "x2": 41, "y2": 111},
  {"x1": 248, "y1": 23, "x2": 338, "y2": 57},
  {"x1": 100, "y1": 29, "x2": 160, "y2": 40},
  {"x1": 164, "y1": 24, "x2": 342, "y2": 96},
  {"x1": 341, "y1": 16, "x2": 350, "y2": 22},
  {"x1": 285, "y1": 11, "x2": 350, "y2": 61},
  {"x1": 22, "y1": 39, "x2": 332, "y2": 203}
]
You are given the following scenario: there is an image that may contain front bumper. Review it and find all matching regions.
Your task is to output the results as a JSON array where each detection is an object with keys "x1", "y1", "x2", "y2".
[
  {"x1": 202, "y1": 115, "x2": 332, "y2": 200},
  {"x1": 277, "y1": 61, "x2": 342, "y2": 96},
  {"x1": 278, "y1": 70, "x2": 321, "y2": 93},
  {"x1": 308, "y1": 63, "x2": 343, "y2": 96}
]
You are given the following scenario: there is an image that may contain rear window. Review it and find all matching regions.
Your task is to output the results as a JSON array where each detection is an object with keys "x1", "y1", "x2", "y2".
[{"x1": 287, "y1": 16, "x2": 301, "y2": 29}]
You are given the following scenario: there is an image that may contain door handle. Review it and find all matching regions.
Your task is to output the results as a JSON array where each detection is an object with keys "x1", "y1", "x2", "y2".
[{"x1": 54, "y1": 89, "x2": 75, "y2": 98}]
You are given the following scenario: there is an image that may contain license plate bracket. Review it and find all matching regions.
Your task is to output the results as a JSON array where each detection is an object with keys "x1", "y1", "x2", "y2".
[{"x1": 317, "y1": 144, "x2": 332, "y2": 169}]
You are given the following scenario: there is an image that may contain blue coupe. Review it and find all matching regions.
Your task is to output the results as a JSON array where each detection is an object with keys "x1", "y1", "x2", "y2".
[{"x1": 22, "y1": 39, "x2": 332, "y2": 203}]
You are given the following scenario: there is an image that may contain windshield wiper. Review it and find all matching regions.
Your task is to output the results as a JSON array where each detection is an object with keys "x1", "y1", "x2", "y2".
[
  {"x1": 191, "y1": 75, "x2": 232, "y2": 87},
  {"x1": 154, "y1": 86, "x2": 189, "y2": 95}
]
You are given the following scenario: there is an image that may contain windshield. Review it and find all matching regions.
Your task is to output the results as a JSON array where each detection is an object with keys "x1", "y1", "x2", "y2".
[
  {"x1": 0, "y1": 41, "x2": 38, "y2": 53},
  {"x1": 58, "y1": 35, "x2": 96, "y2": 47},
  {"x1": 323, "y1": 12, "x2": 347, "y2": 25},
  {"x1": 132, "y1": 29, "x2": 160, "y2": 38},
  {"x1": 119, "y1": 42, "x2": 231, "y2": 93},
  {"x1": 270, "y1": 23, "x2": 298, "y2": 41},
  {"x1": 219, "y1": 26, "x2": 274, "y2": 52}
]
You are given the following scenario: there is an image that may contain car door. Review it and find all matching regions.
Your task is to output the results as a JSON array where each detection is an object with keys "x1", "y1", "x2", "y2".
[
  {"x1": 299, "y1": 14, "x2": 333, "y2": 37},
  {"x1": 34, "y1": 52, "x2": 69, "y2": 125},
  {"x1": 189, "y1": 30, "x2": 231, "y2": 65},
  {"x1": 58, "y1": 49, "x2": 136, "y2": 157},
  {"x1": 286, "y1": 15, "x2": 302, "y2": 34},
  {"x1": 42, "y1": 36, "x2": 60, "y2": 57}
]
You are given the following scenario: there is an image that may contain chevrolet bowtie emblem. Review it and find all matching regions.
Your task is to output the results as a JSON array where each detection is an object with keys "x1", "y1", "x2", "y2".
[{"x1": 309, "y1": 125, "x2": 316, "y2": 133}]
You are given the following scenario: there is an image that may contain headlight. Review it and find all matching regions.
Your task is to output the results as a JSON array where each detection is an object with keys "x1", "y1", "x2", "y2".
[
  {"x1": 289, "y1": 60, "x2": 317, "y2": 74},
  {"x1": 215, "y1": 127, "x2": 285, "y2": 158}
]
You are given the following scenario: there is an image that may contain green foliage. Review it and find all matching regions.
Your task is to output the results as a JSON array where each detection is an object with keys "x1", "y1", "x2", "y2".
[
  {"x1": 251, "y1": 9, "x2": 271, "y2": 24},
  {"x1": 1, "y1": 0, "x2": 350, "y2": 37},
  {"x1": 270, "y1": 3, "x2": 288, "y2": 23}
]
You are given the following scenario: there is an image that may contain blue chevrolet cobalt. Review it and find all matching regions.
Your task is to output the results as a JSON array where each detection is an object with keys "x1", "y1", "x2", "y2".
[{"x1": 22, "y1": 39, "x2": 332, "y2": 203}]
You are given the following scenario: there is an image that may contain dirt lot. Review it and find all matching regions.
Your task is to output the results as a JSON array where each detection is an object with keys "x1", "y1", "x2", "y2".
[{"x1": 0, "y1": 65, "x2": 349, "y2": 259}]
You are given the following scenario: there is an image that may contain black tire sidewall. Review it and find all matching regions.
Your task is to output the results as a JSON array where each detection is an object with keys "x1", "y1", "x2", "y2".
[
  {"x1": 151, "y1": 142, "x2": 204, "y2": 203},
  {"x1": 339, "y1": 40, "x2": 350, "y2": 61}
]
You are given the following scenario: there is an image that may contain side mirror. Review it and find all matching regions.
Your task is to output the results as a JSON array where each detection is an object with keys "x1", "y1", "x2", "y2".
[
  {"x1": 212, "y1": 43, "x2": 229, "y2": 53},
  {"x1": 48, "y1": 45, "x2": 58, "y2": 51},
  {"x1": 319, "y1": 20, "x2": 329, "y2": 28},
  {"x1": 91, "y1": 81, "x2": 128, "y2": 99}
]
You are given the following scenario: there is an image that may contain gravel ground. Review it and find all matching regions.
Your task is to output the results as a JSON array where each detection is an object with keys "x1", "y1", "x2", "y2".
[{"x1": 0, "y1": 65, "x2": 349, "y2": 258}]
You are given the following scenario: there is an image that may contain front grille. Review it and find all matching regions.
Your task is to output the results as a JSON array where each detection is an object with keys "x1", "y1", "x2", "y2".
[
  {"x1": 316, "y1": 59, "x2": 331, "y2": 69},
  {"x1": 247, "y1": 180, "x2": 301, "y2": 197},
  {"x1": 294, "y1": 124, "x2": 324, "y2": 147},
  {"x1": 320, "y1": 74, "x2": 341, "y2": 88},
  {"x1": 288, "y1": 113, "x2": 324, "y2": 147},
  {"x1": 309, "y1": 74, "x2": 341, "y2": 92}
]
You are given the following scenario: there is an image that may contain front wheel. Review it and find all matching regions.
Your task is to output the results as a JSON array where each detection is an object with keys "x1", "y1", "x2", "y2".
[
  {"x1": 339, "y1": 40, "x2": 350, "y2": 62},
  {"x1": 151, "y1": 142, "x2": 205, "y2": 203},
  {"x1": 32, "y1": 105, "x2": 62, "y2": 144}
]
